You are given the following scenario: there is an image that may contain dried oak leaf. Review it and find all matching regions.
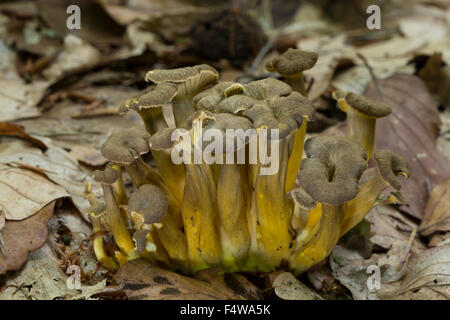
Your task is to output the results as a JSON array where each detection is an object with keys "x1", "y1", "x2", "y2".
[
  {"x1": 114, "y1": 259, "x2": 261, "y2": 300},
  {"x1": 0, "y1": 122, "x2": 46, "y2": 150},
  {"x1": 419, "y1": 179, "x2": 450, "y2": 236},
  {"x1": 364, "y1": 73, "x2": 450, "y2": 219},
  {"x1": 0, "y1": 202, "x2": 54, "y2": 275}
]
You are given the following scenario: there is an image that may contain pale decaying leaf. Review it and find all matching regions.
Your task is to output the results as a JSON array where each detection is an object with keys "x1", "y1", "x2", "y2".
[
  {"x1": 68, "y1": 145, "x2": 107, "y2": 167},
  {"x1": 114, "y1": 259, "x2": 261, "y2": 300},
  {"x1": 42, "y1": 35, "x2": 101, "y2": 82},
  {"x1": 272, "y1": 272, "x2": 323, "y2": 300},
  {"x1": 365, "y1": 74, "x2": 450, "y2": 219},
  {"x1": 0, "y1": 79, "x2": 47, "y2": 122},
  {"x1": 330, "y1": 206, "x2": 426, "y2": 300},
  {"x1": 0, "y1": 138, "x2": 101, "y2": 218},
  {"x1": 379, "y1": 244, "x2": 450, "y2": 299},
  {"x1": 0, "y1": 164, "x2": 67, "y2": 221},
  {"x1": 0, "y1": 243, "x2": 106, "y2": 300},
  {"x1": 420, "y1": 179, "x2": 450, "y2": 236}
]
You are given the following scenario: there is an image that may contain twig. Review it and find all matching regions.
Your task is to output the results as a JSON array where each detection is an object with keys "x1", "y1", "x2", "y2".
[
  {"x1": 357, "y1": 52, "x2": 384, "y2": 99},
  {"x1": 397, "y1": 227, "x2": 417, "y2": 270},
  {"x1": 248, "y1": 32, "x2": 279, "y2": 74}
]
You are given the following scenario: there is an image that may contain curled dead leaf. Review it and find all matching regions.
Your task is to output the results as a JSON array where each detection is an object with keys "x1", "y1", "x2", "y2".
[
  {"x1": 420, "y1": 179, "x2": 450, "y2": 236},
  {"x1": 0, "y1": 122, "x2": 46, "y2": 150},
  {"x1": 272, "y1": 272, "x2": 323, "y2": 300},
  {"x1": 0, "y1": 202, "x2": 54, "y2": 275}
]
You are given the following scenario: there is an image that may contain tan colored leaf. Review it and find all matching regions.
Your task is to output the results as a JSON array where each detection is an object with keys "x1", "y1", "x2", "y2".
[
  {"x1": 420, "y1": 179, "x2": 450, "y2": 236},
  {"x1": 365, "y1": 73, "x2": 450, "y2": 219},
  {"x1": 0, "y1": 79, "x2": 46, "y2": 122},
  {"x1": 0, "y1": 202, "x2": 54, "y2": 275},
  {"x1": 0, "y1": 138, "x2": 101, "y2": 218},
  {"x1": 68, "y1": 145, "x2": 107, "y2": 167},
  {"x1": 0, "y1": 164, "x2": 67, "y2": 221},
  {"x1": 272, "y1": 272, "x2": 323, "y2": 300},
  {"x1": 114, "y1": 259, "x2": 257, "y2": 300}
]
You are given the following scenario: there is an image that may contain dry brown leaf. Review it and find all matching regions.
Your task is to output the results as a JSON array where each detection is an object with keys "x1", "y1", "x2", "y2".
[
  {"x1": 420, "y1": 179, "x2": 450, "y2": 236},
  {"x1": 0, "y1": 164, "x2": 67, "y2": 221},
  {"x1": 114, "y1": 259, "x2": 258, "y2": 300},
  {"x1": 0, "y1": 202, "x2": 54, "y2": 275},
  {"x1": 272, "y1": 272, "x2": 323, "y2": 300},
  {"x1": 365, "y1": 73, "x2": 450, "y2": 219},
  {"x1": 193, "y1": 268, "x2": 261, "y2": 300},
  {"x1": 68, "y1": 145, "x2": 107, "y2": 167}
]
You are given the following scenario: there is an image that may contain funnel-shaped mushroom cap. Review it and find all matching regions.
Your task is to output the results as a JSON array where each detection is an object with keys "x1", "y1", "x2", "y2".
[
  {"x1": 298, "y1": 136, "x2": 367, "y2": 205},
  {"x1": 243, "y1": 78, "x2": 292, "y2": 100},
  {"x1": 373, "y1": 150, "x2": 410, "y2": 190},
  {"x1": 265, "y1": 49, "x2": 318, "y2": 76},
  {"x1": 120, "y1": 83, "x2": 177, "y2": 114},
  {"x1": 332, "y1": 91, "x2": 392, "y2": 118},
  {"x1": 101, "y1": 127, "x2": 151, "y2": 165},
  {"x1": 243, "y1": 92, "x2": 315, "y2": 139},
  {"x1": 128, "y1": 184, "x2": 168, "y2": 228},
  {"x1": 145, "y1": 64, "x2": 219, "y2": 97},
  {"x1": 94, "y1": 167, "x2": 119, "y2": 185},
  {"x1": 192, "y1": 82, "x2": 236, "y2": 112}
]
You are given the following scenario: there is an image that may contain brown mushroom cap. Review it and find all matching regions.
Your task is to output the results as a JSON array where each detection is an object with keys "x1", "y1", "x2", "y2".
[
  {"x1": 101, "y1": 126, "x2": 151, "y2": 164},
  {"x1": 128, "y1": 184, "x2": 168, "y2": 227},
  {"x1": 290, "y1": 185, "x2": 317, "y2": 210},
  {"x1": 373, "y1": 150, "x2": 410, "y2": 190},
  {"x1": 192, "y1": 82, "x2": 236, "y2": 112},
  {"x1": 243, "y1": 78, "x2": 292, "y2": 100},
  {"x1": 265, "y1": 49, "x2": 318, "y2": 76},
  {"x1": 145, "y1": 64, "x2": 219, "y2": 97},
  {"x1": 332, "y1": 91, "x2": 392, "y2": 118},
  {"x1": 298, "y1": 136, "x2": 367, "y2": 205},
  {"x1": 94, "y1": 167, "x2": 119, "y2": 185},
  {"x1": 121, "y1": 83, "x2": 177, "y2": 114}
]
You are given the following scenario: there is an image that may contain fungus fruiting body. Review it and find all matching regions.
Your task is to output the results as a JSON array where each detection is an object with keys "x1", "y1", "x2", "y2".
[{"x1": 90, "y1": 50, "x2": 409, "y2": 275}]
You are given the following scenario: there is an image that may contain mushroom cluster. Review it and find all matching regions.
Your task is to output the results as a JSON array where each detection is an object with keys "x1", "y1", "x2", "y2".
[{"x1": 87, "y1": 49, "x2": 409, "y2": 275}]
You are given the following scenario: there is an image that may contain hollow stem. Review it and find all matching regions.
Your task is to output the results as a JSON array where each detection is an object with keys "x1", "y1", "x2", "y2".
[
  {"x1": 110, "y1": 164, "x2": 128, "y2": 206},
  {"x1": 137, "y1": 108, "x2": 167, "y2": 135},
  {"x1": 91, "y1": 215, "x2": 119, "y2": 270},
  {"x1": 345, "y1": 108, "x2": 375, "y2": 161}
]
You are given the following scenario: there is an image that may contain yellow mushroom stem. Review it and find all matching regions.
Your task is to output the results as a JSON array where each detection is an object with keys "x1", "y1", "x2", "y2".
[
  {"x1": 285, "y1": 122, "x2": 307, "y2": 193},
  {"x1": 216, "y1": 162, "x2": 250, "y2": 271},
  {"x1": 151, "y1": 149, "x2": 185, "y2": 205},
  {"x1": 137, "y1": 107, "x2": 167, "y2": 135},
  {"x1": 90, "y1": 215, "x2": 119, "y2": 270},
  {"x1": 172, "y1": 96, "x2": 195, "y2": 128},
  {"x1": 181, "y1": 163, "x2": 222, "y2": 273},
  {"x1": 289, "y1": 203, "x2": 344, "y2": 275},
  {"x1": 125, "y1": 157, "x2": 164, "y2": 189},
  {"x1": 284, "y1": 73, "x2": 306, "y2": 96},
  {"x1": 102, "y1": 184, "x2": 136, "y2": 259},
  {"x1": 253, "y1": 136, "x2": 294, "y2": 268},
  {"x1": 340, "y1": 173, "x2": 401, "y2": 236},
  {"x1": 339, "y1": 100, "x2": 376, "y2": 160},
  {"x1": 110, "y1": 164, "x2": 128, "y2": 206}
]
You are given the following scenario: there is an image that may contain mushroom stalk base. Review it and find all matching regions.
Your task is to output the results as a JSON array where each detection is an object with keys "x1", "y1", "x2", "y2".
[{"x1": 346, "y1": 111, "x2": 375, "y2": 161}]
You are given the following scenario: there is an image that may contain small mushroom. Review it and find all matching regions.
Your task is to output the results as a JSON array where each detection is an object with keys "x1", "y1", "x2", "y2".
[
  {"x1": 265, "y1": 49, "x2": 318, "y2": 96},
  {"x1": 128, "y1": 184, "x2": 168, "y2": 230},
  {"x1": 145, "y1": 64, "x2": 219, "y2": 127},
  {"x1": 121, "y1": 83, "x2": 176, "y2": 134},
  {"x1": 332, "y1": 91, "x2": 392, "y2": 160},
  {"x1": 290, "y1": 136, "x2": 367, "y2": 274},
  {"x1": 94, "y1": 168, "x2": 136, "y2": 261},
  {"x1": 86, "y1": 202, "x2": 118, "y2": 270},
  {"x1": 101, "y1": 126, "x2": 164, "y2": 191},
  {"x1": 341, "y1": 150, "x2": 409, "y2": 235}
]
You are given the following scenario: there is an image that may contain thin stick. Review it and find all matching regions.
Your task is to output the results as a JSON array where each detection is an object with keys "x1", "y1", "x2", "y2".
[{"x1": 357, "y1": 52, "x2": 384, "y2": 99}]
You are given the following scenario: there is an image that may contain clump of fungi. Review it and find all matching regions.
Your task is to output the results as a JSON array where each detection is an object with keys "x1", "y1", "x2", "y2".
[{"x1": 86, "y1": 49, "x2": 409, "y2": 275}]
